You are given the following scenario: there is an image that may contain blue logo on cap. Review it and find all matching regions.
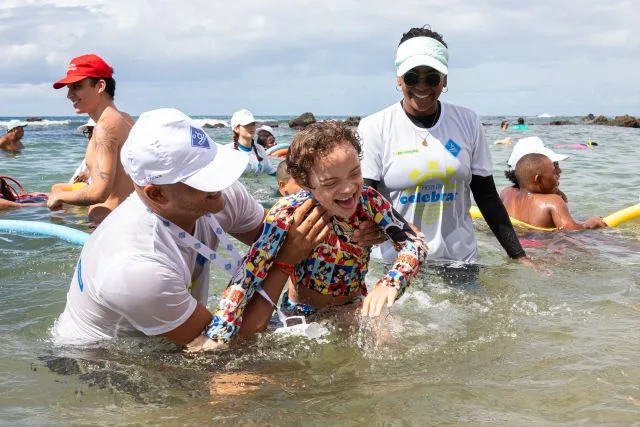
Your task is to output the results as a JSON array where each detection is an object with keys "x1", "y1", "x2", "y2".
[
  {"x1": 191, "y1": 126, "x2": 210, "y2": 149},
  {"x1": 445, "y1": 139, "x2": 461, "y2": 158}
]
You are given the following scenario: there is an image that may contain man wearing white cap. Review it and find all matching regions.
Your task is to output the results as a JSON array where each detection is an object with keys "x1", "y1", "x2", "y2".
[
  {"x1": 500, "y1": 145, "x2": 607, "y2": 230},
  {"x1": 0, "y1": 120, "x2": 28, "y2": 152},
  {"x1": 504, "y1": 136, "x2": 570, "y2": 202},
  {"x1": 357, "y1": 25, "x2": 527, "y2": 268},
  {"x1": 52, "y1": 108, "x2": 331, "y2": 348}
]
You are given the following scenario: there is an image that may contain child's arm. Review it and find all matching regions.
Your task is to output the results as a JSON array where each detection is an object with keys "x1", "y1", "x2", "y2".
[
  {"x1": 361, "y1": 187, "x2": 428, "y2": 314},
  {"x1": 548, "y1": 195, "x2": 607, "y2": 230},
  {"x1": 202, "y1": 199, "x2": 297, "y2": 343}
]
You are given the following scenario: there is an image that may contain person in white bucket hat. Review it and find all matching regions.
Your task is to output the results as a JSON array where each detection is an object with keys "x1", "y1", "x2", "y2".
[
  {"x1": 357, "y1": 25, "x2": 528, "y2": 272},
  {"x1": 51, "y1": 108, "x2": 333, "y2": 350},
  {"x1": 0, "y1": 120, "x2": 28, "y2": 152},
  {"x1": 504, "y1": 136, "x2": 570, "y2": 202}
]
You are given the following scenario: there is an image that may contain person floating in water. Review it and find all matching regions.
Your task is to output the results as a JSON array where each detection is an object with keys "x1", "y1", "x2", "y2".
[
  {"x1": 500, "y1": 153, "x2": 607, "y2": 230},
  {"x1": 0, "y1": 120, "x2": 28, "y2": 153}
]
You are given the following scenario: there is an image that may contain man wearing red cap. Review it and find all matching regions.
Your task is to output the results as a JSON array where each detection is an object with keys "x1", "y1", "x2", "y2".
[{"x1": 48, "y1": 53, "x2": 134, "y2": 224}]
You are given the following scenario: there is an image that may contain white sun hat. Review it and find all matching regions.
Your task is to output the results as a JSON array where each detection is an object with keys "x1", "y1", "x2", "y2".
[{"x1": 507, "y1": 136, "x2": 569, "y2": 169}]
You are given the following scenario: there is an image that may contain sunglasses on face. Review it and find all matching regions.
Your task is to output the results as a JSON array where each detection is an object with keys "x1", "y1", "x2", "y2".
[
  {"x1": 403, "y1": 70, "x2": 443, "y2": 87},
  {"x1": 82, "y1": 128, "x2": 93, "y2": 138}
]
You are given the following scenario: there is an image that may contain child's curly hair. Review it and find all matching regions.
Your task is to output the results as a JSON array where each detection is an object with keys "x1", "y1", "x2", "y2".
[{"x1": 286, "y1": 121, "x2": 361, "y2": 188}]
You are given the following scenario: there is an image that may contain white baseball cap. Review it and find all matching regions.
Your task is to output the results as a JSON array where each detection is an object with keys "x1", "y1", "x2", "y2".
[
  {"x1": 257, "y1": 125, "x2": 274, "y2": 136},
  {"x1": 77, "y1": 118, "x2": 96, "y2": 132},
  {"x1": 230, "y1": 109, "x2": 255, "y2": 129},
  {"x1": 121, "y1": 108, "x2": 248, "y2": 192},
  {"x1": 7, "y1": 120, "x2": 28, "y2": 131},
  {"x1": 507, "y1": 136, "x2": 569, "y2": 169}
]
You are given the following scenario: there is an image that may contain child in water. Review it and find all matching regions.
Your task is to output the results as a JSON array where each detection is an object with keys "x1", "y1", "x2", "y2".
[
  {"x1": 500, "y1": 152, "x2": 607, "y2": 230},
  {"x1": 275, "y1": 160, "x2": 301, "y2": 197},
  {"x1": 203, "y1": 121, "x2": 428, "y2": 343}
]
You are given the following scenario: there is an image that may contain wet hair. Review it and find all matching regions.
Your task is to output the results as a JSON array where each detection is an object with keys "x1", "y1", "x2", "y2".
[
  {"x1": 504, "y1": 169, "x2": 519, "y2": 187},
  {"x1": 232, "y1": 130, "x2": 263, "y2": 162},
  {"x1": 514, "y1": 153, "x2": 550, "y2": 186},
  {"x1": 517, "y1": 117, "x2": 525, "y2": 125},
  {"x1": 88, "y1": 77, "x2": 116, "y2": 99},
  {"x1": 275, "y1": 160, "x2": 291, "y2": 184},
  {"x1": 286, "y1": 121, "x2": 361, "y2": 188},
  {"x1": 399, "y1": 25, "x2": 447, "y2": 48},
  {"x1": 256, "y1": 130, "x2": 273, "y2": 149}
]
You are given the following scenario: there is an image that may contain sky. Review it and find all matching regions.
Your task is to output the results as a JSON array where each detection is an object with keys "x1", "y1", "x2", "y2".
[{"x1": 1, "y1": 0, "x2": 639, "y2": 117}]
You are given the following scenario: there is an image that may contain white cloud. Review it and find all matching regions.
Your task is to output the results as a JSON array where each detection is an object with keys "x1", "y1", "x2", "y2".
[{"x1": 0, "y1": 0, "x2": 638, "y2": 116}]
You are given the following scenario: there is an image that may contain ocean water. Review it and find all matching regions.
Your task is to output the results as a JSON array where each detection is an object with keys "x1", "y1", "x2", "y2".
[{"x1": 1, "y1": 114, "x2": 640, "y2": 425}]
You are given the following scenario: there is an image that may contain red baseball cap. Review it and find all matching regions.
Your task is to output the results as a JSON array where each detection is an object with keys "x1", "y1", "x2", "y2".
[{"x1": 52, "y1": 54, "x2": 114, "y2": 89}]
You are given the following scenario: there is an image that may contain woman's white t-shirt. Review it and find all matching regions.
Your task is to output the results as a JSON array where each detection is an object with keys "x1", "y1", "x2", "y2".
[{"x1": 357, "y1": 101, "x2": 493, "y2": 263}]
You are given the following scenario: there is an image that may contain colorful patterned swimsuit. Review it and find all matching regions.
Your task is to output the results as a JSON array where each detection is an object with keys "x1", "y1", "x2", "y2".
[{"x1": 204, "y1": 186, "x2": 428, "y2": 343}]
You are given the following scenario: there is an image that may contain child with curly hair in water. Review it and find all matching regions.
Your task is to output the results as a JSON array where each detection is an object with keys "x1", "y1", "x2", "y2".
[{"x1": 201, "y1": 121, "x2": 428, "y2": 344}]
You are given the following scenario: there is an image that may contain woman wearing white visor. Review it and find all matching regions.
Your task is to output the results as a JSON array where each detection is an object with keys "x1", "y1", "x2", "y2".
[{"x1": 357, "y1": 25, "x2": 527, "y2": 269}]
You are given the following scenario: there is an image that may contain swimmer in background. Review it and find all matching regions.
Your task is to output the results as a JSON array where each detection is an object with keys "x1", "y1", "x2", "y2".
[
  {"x1": 500, "y1": 120, "x2": 509, "y2": 130},
  {"x1": 50, "y1": 118, "x2": 95, "y2": 193},
  {"x1": 275, "y1": 161, "x2": 301, "y2": 197},
  {"x1": 500, "y1": 153, "x2": 607, "y2": 230},
  {"x1": 0, "y1": 120, "x2": 28, "y2": 153},
  {"x1": 0, "y1": 176, "x2": 47, "y2": 210},
  {"x1": 256, "y1": 125, "x2": 277, "y2": 150}
]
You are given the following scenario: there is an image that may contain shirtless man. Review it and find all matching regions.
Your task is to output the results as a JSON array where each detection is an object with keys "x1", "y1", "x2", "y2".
[
  {"x1": 0, "y1": 120, "x2": 27, "y2": 153},
  {"x1": 500, "y1": 153, "x2": 607, "y2": 230},
  {"x1": 47, "y1": 54, "x2": 134, "y2": 224}
]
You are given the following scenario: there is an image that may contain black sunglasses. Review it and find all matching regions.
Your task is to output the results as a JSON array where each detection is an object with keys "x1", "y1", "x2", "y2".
[
  {"x1": 403, "y1": 70, "x2": 443, "y2": 87},
  {"x1": 82, "y1": 128, "x2": 94, "y2": 138}
]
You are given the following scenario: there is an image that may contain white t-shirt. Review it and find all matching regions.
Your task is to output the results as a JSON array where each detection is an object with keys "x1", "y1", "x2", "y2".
[
  {"x1": 358, "y1": 101, "x2": 492, "y2": 263},
  {"x1": 229, "y1": 143, "x2": 276, "y2": 175},
  {"x1": 51, "y1": 182, "x2": 264, "y2": 343}
]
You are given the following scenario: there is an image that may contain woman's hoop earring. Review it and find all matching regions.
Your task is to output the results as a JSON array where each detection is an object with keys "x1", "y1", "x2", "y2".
[{"x1": 442, "y1": 86, "x2": 449, "y2": 93}]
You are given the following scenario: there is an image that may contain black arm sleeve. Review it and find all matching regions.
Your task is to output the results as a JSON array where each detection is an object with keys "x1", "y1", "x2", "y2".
[
  {"x1": 363, "y1": 178, "x2": 379, "y2": 190},
  {"x1": 470, "y1": 174, "x2": 526, "y2": 259}
]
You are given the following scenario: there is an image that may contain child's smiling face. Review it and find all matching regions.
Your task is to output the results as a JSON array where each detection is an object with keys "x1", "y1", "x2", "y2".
[{"x1": 305, "y1": 141, "x2": 363, "y2": 219}]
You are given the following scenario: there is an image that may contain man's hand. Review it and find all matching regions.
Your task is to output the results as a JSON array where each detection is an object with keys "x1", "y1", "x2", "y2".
[
  {"x1": 47, "y1": 193, "x2": 64, "y2": 211},
  {"x1": 278, "y1": 199, "x2": 330, "y2": 265},
  {"x1": 352, "y1": 221, "x2": 386, "y2": 247},
  {"x1": 361, "y1": 285, "x2": 398, "y2": 317},
  {"x1": 185, "y1": 334, "x2": 228, "y2": 352},
  {"x1": 584, "y1": 216, "x2": 607, "y2": 229}
]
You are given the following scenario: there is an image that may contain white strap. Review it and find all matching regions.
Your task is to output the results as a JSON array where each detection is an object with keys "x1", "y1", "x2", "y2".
[{"x1": 148, "y1": 209, "x2": 243, "y2": 275}]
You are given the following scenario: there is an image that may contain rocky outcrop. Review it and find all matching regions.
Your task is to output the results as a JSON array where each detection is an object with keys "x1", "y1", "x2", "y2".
[
  {"x1": 548, "y1": 120, "x2": 574, "y2": 125},
  {"x1": 343, "y1": 116, "x2": 361, "y2": 127},
  {"x1": 202, "y1": 123, "x2": 226, "y2": 128},
  {"x1": 583, "y1": 113, "x2": 595, "y2": 121},
  {"x1": 592, "y1": 115, "x2": 610, "y2": 125},
  {"x1": 288, "y1": 112, "x2": 316, "y2": 128},
  {"x1": 25, "y1": 117, "x2": 43, "y2": 122},
  {"x1": 611, "y1": 115, "x2": 640, "y2": 128},
  {"x1": 257, "y1": 120, "x2": 280, "y2": 127}
]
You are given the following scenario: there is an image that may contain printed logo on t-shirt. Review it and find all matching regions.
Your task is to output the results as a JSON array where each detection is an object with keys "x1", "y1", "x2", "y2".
[
  {"x1": 393, "y1": 148, "x2": 419, "y2": 157},
  {"x1": 190, "y1": 126, "x2": 211, "y2": 149},
  {"x1": 445, "y1": 139, "x2": 461, "y2": 157}
]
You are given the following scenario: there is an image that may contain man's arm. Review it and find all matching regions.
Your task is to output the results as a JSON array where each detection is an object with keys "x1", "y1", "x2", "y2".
[
  {"x1": 162, "y1": 303, "x2": 212, "y2": 345},
  {"x1": 548, "y1": 196, "x2": 606, "y2": 230},
  {"x1": 47, "y1": 124, "x2": 120, "y2": 208}
]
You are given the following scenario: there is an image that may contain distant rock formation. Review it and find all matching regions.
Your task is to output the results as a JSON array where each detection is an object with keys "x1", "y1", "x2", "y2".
[
  {"x1": 203, "y1": 123, "x2": 226, "y2": 128},
  {"x1": 257, "y1": 120, "x2": 280, "y2": 127},
  {"x1": 25, "y1": 116, "x2": 43, "y2": 122},
  {"x1": 548, "y1": 120, "x2": 574, "y2": 125},
  {"x1": 343, "y1": 116, "x2": 361, "y2": 127},
  {"x1": 583, "y1": 113, "x2": 640, "y2": 128},
  {"x1": 288, "y1": 112, "x2": 316, "y2": 128}
]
